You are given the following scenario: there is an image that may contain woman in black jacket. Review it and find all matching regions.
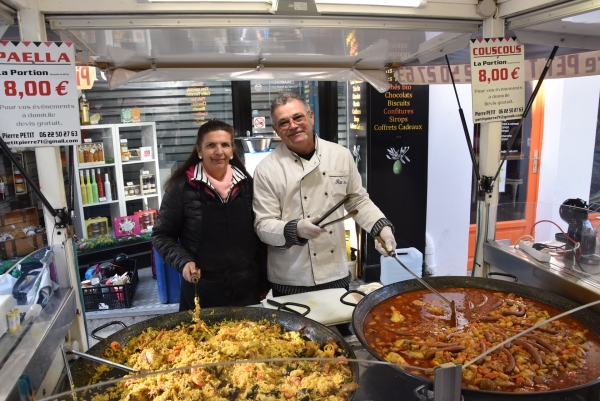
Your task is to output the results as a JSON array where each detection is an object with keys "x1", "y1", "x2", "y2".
[{"x1": 152, "y1": 119, "x2": 268, "y2": 311}]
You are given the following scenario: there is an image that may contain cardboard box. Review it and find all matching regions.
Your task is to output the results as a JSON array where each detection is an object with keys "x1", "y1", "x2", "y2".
[
  {"x1": 0, "y1": 207, "x2": 46, "y2": 258},
  {"x1": 113, "y1": 215, "x2": 140, "y2": 237},
  {"x1": 134, "y1": 209, "x2": 157, "y2": 233}
]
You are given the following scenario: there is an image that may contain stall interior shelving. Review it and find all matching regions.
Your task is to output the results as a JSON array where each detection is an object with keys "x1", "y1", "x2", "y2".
[{"x1": 73, "y1": 122, "x2": 161, "y2": 239}]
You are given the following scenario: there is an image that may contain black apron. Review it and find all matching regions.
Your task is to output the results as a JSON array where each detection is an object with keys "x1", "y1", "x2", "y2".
[{"x1": 179, "y1": 188, "x2": 260, "y2": 311}]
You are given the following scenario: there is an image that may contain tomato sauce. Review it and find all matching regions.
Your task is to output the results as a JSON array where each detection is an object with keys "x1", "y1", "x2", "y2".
[{"x1": 362, "y1": 288, "x2": 600, "y2": 393}]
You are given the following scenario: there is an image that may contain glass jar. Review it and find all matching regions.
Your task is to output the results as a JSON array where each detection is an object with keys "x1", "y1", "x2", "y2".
[
  {"x1": 120, "y1": 139, "x2": 129, "y2": 162},
  {"x1": 14, "y1": 173, "x2": 23, "y2": 184},
  {"x1": 128, "y1": 187, "x2": 135, "y2": 196},
  {"x1": 134, "y1": 186, "x2": 141, "y2": 195}
]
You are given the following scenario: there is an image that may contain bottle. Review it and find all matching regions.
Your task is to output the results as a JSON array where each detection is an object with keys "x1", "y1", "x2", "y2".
[
  {"x1": 80, "y1": 92, "x2": 90, "y2": 125},
  {"x1": 90, "y1": 168, "x2": 99, "y2": 203},
  {"x1": 142, "y1": 177, "x2": 149, "y2": 191},
  {"x1": 85, "y1": 170, "x2": 93, "y2": 204},
  {"x1": 78, "y1": 146, "x2": 84, "y2": 164},
  {"x1": 83, "y1": 144, "x2": 90, "y2": 163},
  {"x1": 96, "y1": 169, "x2": 105, "y2": 200},
  {"x1": 96, "y1": 143, "x2": 104, "y2": 162},
  {"x1": 158, "y1": 143, "x2": 166, "y2": 168},
  {"x1": 79, "y1": 171, "x2": 87, "y2": 205},
  {"x1": 150, "y1": 175, "x2": 156, "y2": 191},
  {"x1": 104, "y1": 173, "x2": 112, "y2": 201},
  {"x1": 110, "y1": 173, "x2": 118, "y2": 201},
  {"x1": 0, "y1": 176, "x2": 5, "y2": 200}
]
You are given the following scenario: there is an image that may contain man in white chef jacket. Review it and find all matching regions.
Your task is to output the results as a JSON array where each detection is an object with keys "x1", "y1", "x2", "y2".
[{"x1": 253, "y1": 92, "x2": 396, "y2": 297}]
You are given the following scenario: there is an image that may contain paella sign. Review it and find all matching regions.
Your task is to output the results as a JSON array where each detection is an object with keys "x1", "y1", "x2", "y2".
[
  {"x1": 0, "y1": 41, "x2": 81, "y2": 147},
  {"x1": 469, "y1": 37, "x2": 525, "y2": 123}
]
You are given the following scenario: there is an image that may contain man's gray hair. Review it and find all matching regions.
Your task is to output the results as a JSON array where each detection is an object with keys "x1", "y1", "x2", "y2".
[{"x1": 270, "y1": 92, "x2": 312, "y2": 123}]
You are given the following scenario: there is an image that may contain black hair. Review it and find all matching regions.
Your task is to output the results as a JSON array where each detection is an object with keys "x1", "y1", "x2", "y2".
[{"x1": 164, "y1": 119, "x2": 252, "y2": 188}]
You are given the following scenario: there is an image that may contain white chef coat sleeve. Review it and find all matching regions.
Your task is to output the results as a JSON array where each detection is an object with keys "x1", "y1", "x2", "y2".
[{"x1": 252, "y1": 164, "x2": 288, "y2": 247}]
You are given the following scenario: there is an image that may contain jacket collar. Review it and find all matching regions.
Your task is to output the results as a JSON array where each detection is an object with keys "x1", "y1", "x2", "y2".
[{"x1": 186, "y1": 162, "x2": 246, "y2": 200}]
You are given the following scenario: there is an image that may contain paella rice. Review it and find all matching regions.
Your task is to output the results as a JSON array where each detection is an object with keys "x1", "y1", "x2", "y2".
[{"x1": 91, "y1": 317, "x2": 358, "y2": 401}]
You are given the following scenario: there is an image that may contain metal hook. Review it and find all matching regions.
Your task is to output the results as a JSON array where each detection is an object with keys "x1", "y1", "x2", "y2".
[
  {"x1": 352, "y1": 58, "x2": 363, "y2": 70},
  {"x1": 256, "y1": 57, "x2": 264, "y2": 71},
  {"x1": 151, "y1": 58, "x2": 157, "y2": 71}
]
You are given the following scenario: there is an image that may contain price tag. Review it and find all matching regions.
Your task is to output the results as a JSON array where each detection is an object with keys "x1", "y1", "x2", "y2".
[
  {"x1": 470, "y1": 37, "x2": 525, "y2": 123},
  {"x1": 84, "y1": 138, "x2": 92, "y2": 143},
  {"x1": 127, "y1": 181, "x2": 134, "y2": 186},
  {"x1": 98, "y1": 197, "x2": 107, "y2": 202},
  {"x1": 0, "y1": 41, "x2": 81, "y2": 146}
]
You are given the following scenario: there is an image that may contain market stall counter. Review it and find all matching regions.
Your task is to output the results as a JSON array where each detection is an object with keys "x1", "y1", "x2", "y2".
[{"x1": 0, "y1": 287, "x2": 76, "y2": 401}]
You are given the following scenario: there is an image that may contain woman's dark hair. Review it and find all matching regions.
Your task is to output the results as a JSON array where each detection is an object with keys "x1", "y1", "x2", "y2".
[{"x1": 164, "y1": 119, "x2": 252, "y2": 188}]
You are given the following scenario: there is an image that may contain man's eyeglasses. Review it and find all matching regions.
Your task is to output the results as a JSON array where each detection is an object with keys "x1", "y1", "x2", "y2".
[{"x1": 276, "y1": 113, "x2": 308, "y2": 131}]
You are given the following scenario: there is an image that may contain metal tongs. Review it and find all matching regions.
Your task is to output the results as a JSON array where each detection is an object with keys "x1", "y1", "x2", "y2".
[
  {"x1": 376, "y1": 237, "x2": 458, "y2": 327},
  {"x1": 313, "y1": 193, "x2": 360, "y2": 227},
  {"x1": 319, "y1": 210, "x2": 358, "y2": 228}
]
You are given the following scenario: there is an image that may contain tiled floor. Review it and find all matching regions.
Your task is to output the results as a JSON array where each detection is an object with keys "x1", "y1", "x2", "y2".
[{"x1": 85, "y1": 266, "x2": 178, "y2": 347}]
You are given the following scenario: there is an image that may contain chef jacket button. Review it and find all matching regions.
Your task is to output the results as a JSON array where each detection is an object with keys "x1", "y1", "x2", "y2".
[
  {"x1": 329, "y1": 231, "x2": 332, "y2": 234},
  {"x1": 304, "y1": 196, "x2": 307, "y2": 200},
  {"x1": 330, "y1": 250, "x2": 334, "y2": 253},
  {"x1": 313, "y1": 253, "x2": 316, "y2": 256},
  {"x1": 325, "y1": 192, "x2": 328, "y2": 196},
  {"x1": 307, "y1": 215, "x2": 310, "y2": 218},
  {"x1": 295, "y1": 159, "x2": 298, "y2": 162},
  {"x1": 322, "y1": 172, "x2": 325, "y2": 176}
]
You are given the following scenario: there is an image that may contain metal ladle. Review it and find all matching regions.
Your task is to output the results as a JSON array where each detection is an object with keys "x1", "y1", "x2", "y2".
[
  {"x1": 191, "y1": 274, "x2": 200, "y2": 313},
  {"x1": 376, "y1": 236, "x2": 458, "y2": 327}
]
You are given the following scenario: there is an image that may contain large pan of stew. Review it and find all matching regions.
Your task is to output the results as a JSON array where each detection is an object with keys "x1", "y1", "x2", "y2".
[
  {"x1": 348, "y1": 276, "x2": 600, "y2": 400},
  {"x1": 63, "y1": 307, "x2": 359, "y2": 401}
]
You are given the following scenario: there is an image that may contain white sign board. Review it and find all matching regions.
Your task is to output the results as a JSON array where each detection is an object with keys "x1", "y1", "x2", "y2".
[
  {"x1": 470, "y1": 37, "x2": 525, "y2": 123},
  {"x1": 253, "y1": 116, "x2": 266, "y2": 128},
  {"x1": 0, "y1": 41, "x2": 81, "y2": 147}
]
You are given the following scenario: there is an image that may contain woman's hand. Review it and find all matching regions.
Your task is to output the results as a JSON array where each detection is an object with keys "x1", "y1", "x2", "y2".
[{"x1": 182, "y1": 261, "x2": 200, "y2": 283}]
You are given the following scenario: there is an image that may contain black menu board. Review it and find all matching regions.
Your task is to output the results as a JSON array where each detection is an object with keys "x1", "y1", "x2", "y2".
[{"x1": 363, "y1": 70, "x2": 429, "y2": 280}]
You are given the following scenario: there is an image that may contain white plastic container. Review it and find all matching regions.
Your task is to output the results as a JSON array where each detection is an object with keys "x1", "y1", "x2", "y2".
[{"x1": 380, "y1": 247, "x2": 423, "y2": 285}]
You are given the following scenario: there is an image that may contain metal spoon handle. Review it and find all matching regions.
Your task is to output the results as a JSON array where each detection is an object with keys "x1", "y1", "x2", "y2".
[
  {"x1": 376, "y1": 236, "x2": 452, "y2": 306},
  {"x1": 66, "y1": 349, "x2": 138, "y2": 373}
]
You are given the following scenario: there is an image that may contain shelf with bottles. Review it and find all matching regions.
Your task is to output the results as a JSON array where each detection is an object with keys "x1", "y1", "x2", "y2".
[
  {"x1": 73, "y1": 122, "x2": 161, "y2": 240},
  {"x1": 76, "y1": 167, "x2": 119, "y2": 207},
  {"x1": 78, "y1": 125, "x2": 116, "y2": 167}
]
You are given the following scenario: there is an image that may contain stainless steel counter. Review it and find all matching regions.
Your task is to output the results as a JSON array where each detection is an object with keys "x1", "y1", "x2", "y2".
[
  {"x1": 0, "y1": 288, "x2": 76, "y2": 401},
  {"x1": 483, "y1": 240, "x2": 600, "y2": 314}
]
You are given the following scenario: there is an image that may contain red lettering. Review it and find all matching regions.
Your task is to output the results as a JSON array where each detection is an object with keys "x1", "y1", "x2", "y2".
[
  {"x1": 7, "y1": 52, "x2": 20, "y2": 62},
  {"x1": 57, "y1": 53, "x2": 70, "y2": 63},
  {"x1": 0, "y1": 51, "x2": 69, "y2": 63}
]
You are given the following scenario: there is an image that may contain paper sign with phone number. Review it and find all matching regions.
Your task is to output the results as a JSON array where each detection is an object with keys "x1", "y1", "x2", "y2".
[
  {"x1": 396, "y1": 50, "x2": 600, "y2": 85},
  {"x1": 0, "y1": 41, "x2": 81, "y2": 147},
  {"x1": 469, "y1": 37, "x2": 525, "y2": 123}
]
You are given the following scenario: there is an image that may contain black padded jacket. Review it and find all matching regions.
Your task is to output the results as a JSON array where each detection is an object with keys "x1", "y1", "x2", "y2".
[{"x1": 151, "y1": 173, "x2": 269, "y2": 290}]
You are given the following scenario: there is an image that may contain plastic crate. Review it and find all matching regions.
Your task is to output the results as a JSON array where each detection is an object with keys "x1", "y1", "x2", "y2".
[{"x1": 82, "y1": 260, "x2": 138, "y2": 311}]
